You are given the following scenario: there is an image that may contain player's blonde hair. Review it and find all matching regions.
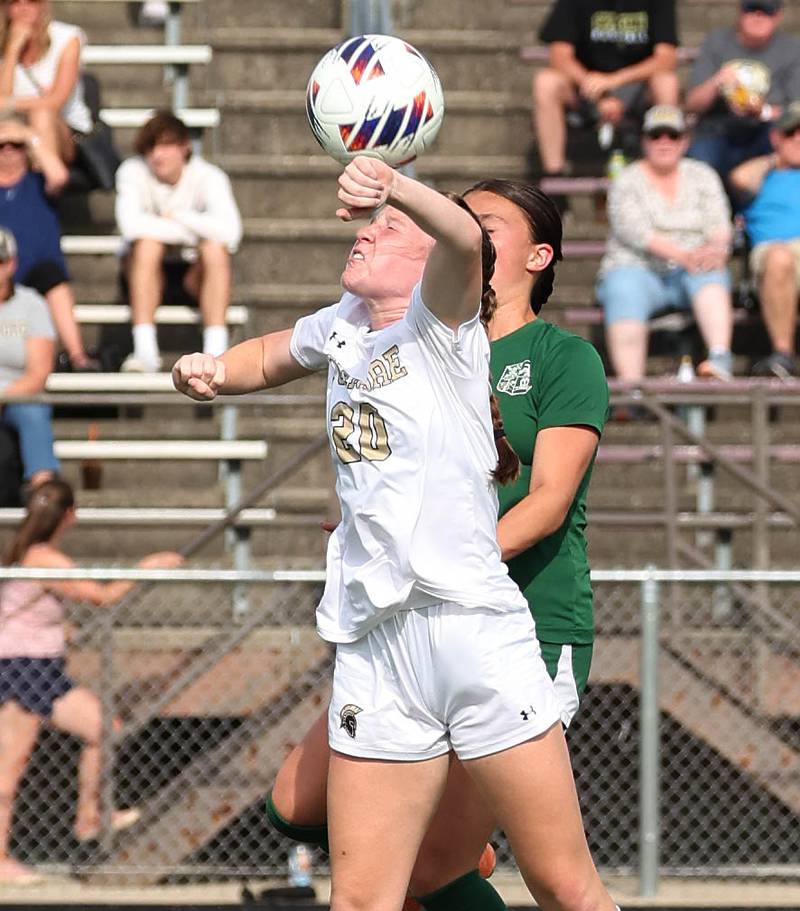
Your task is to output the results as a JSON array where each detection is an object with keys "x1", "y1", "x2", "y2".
[{"x1": 0, "y1": 0, "x2": 52, "y2": 60}]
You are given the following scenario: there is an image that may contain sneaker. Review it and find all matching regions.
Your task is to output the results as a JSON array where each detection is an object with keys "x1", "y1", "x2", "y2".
[
  {"x1": 75, "y1": 807, "x2": 141, "y2": 843},
  {"x1": 120, "y1": 353, "x2": 162, "y2": 373},
  {"x1": 697, "y1": 352, "x2": 733, "y2": 381},
  {"x1": 751, "y1": 351, "x2": 799, "y2": 380},
  {"x1": 138, "y1": 0, "x2": 168, "y2": 26}
]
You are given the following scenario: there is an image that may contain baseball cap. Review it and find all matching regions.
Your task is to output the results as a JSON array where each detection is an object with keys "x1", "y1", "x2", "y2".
[
  {"x1": 740, "y1": 1, "x2": 783, "y2": 13},
  {"x1": 642, "y1": 105, "x2": 687, "y2": 136},
  {"x1": 0, "y1": 227, "x2": 17, "y2": 262},
  {"x1": 776, "y1": 101, "x2": 800, "y2": 132}
]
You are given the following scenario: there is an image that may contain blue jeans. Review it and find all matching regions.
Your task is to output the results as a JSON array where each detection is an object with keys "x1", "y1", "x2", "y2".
[
  {"x1": 1, "y1": 403, "x2": 59, "y2": 480},
  {"x1": 597, "y1": 265, "x2": 731, "y2": 325},
  {"x1": 687, "y1": 127, "x2": 773, "y2": 208}
]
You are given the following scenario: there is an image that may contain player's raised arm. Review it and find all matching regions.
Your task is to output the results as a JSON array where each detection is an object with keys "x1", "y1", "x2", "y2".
[
  {"x1": 172, "y1": 329, "x2": 312, "y2": 401},
  {"x1": 337, "y1": 156, "x2": 483, "y2": 329}
]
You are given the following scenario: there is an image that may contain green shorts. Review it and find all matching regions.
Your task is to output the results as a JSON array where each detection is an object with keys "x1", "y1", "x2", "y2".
[{"x1": 539, "y1": 641, "x2": 593, "y2": 728}]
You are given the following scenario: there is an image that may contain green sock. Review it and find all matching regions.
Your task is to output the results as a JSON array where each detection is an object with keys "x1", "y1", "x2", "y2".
[
  {"x1": 417, "y1": 869, "x2": 507, "y2": 910},
  {"x1": 264, "y1": 791, "x2": 329, "y2": 853}
]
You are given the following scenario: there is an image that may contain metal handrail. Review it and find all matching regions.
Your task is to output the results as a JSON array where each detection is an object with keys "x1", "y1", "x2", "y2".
[{"x1": 2, "y1": 568, "x2": 799, "y2": 583}]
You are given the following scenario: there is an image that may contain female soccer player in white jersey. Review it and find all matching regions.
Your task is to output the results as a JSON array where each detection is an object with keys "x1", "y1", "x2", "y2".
[{"x1": 173, "y1": 157, "x2": 617, "y2": 911}]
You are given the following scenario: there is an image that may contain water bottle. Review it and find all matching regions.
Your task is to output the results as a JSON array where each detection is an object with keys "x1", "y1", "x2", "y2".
[
  {"x1": 288, "y1": 844, "x2": 313, "y2": 888},
  {"x1": 606, "y1": 149, "x2": 627, "y2": 181}
]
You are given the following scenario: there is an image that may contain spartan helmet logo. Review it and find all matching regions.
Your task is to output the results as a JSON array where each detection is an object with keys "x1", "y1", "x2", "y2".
[{"x1": 339, "y1": 703, "x2": 363, "y2": 739}]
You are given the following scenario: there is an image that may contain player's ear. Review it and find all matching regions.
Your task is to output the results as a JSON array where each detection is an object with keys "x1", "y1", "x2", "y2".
[{"x1": 526, "y1": 243, "x2": 553, "y2": 275}]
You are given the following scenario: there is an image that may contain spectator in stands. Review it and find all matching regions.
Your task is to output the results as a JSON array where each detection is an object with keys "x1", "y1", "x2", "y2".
[
  {"x1": 0, "y1": 114, "x2": 94, "y2": 370},
  {"x1": 730, "y1": 102, "x2": 800, "y2": 378},
  {"x1": 0, "y1": 0, "x2": 92, "y2": 164},
  {"x1": 597, "y1": 106, "x2": 735, "y2": 384},
  {"x1": 0, "y1": 227, "x2": 59, "y2": 491},
  {"x1": 115, "y1": 112, "x2": 243, "y2": 373},
  {"x1": 533, "y1": 0, "x2": 679, "y2": 188},
  {"x1": 686, "y1": 1, "x2": 800, "y2": 195},
  {"x1": 0, "y1": 478, "x2": 183, "y2": 884}
]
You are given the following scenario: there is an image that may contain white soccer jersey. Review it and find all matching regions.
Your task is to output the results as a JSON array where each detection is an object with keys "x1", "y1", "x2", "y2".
[{"x1": 290, "y1": 283, "x2": 528, "y2": 644}]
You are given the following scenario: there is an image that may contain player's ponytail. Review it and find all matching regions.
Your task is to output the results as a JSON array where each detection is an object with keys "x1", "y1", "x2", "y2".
[
  {"x1": 464, "y1": 179, "x2": 564, "y2": 315},
  {"x1": 445, "y1": 192, "x2": 520, "y2": 486}
]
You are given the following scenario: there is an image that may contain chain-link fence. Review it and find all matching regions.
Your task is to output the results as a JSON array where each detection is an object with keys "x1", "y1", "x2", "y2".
[{"x1": 2, "y1": 567, "x2": 799, "y2": 889}]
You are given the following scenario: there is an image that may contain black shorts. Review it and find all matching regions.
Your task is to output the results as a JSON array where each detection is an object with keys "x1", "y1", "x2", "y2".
[
  {"x1": 20, "y1": 261, "x2": 70, "y2": 296},
  {"x1": 0, "y1": 656, "x2": 74, "y2": 717}
]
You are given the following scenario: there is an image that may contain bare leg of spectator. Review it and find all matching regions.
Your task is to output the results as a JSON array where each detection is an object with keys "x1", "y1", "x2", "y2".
[
  {"x1": 605, "y1": 319, "x2": 649, "y2": 381},
  {"x1": 649, "y1": 71, "x2": 680, "y2": 106},
  {"x1": 51, "y1": 687, "x2": 104, "y2": 839},
  {"x1": 0, "y1": 701, "x2": 42, "y2": 882},
  {"x1": 532, "y1": 68, "x2": 576, "y2": 174},
  {"x1": 759, "y1": 244, "x2": 798, "y2": 355},
  {"x1": 27, "y1": 108, "x2": 75, "y2": 165},
  {"x1": 124, "y1": 239, "x2": 165, "y2": 371},
  {"x1": 185, "y1": 241, "x2": 231, "y2": 356},
  {"x1": 46, "y1": 283, "x2": 91, "y2": 368},
  {"x1": 692, "y1": 284, "x2": 734, "y2": 379}
]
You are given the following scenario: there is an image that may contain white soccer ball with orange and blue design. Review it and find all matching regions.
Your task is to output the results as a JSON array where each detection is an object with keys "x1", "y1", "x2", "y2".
[{"x1": 305, "y1": 34, "x2": 444, "y2": 166}]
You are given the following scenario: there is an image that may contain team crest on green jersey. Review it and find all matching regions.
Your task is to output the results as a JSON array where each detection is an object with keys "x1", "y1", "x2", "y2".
[{"x1": 497, "y1": 360, "x2": 531, "y2": 396}]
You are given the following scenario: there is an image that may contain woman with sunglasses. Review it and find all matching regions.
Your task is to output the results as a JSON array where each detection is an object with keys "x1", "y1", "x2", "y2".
[
  {"x1": 0, "y1": 0, "x2": 92, "y2": 163},
  {"x1": 596, "y1": 104, "x2": 735, "y2": 388}
]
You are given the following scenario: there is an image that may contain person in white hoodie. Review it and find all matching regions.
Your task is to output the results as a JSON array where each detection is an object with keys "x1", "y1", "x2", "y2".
[{"x1": 115, "y1": 111, "x2": 243, "y2": 372}]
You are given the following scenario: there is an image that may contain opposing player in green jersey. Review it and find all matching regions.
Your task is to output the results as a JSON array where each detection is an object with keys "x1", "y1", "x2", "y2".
[{"x1": 266, "y1": 180, "x2": 611, "y2": 911}]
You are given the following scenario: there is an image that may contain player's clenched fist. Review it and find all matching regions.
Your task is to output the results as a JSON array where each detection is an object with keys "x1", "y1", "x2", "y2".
[
  {"x1": 172, "y1": 352, "x2": 226, "y2": 401},
  {"x1": 336, "y1": 155, "x2": 396, "y2": 221}
]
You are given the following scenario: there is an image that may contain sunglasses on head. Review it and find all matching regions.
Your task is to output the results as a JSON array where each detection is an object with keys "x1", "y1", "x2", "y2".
[
  {"x1": 741, "y1": 3, "x2": 778, "y2": 15},
  {"x1": 0, "y1": 140, "x2": 25, "y2": 150},
  {"x1": 646, "y1": 128, "x2": 683, "y2": 141}
]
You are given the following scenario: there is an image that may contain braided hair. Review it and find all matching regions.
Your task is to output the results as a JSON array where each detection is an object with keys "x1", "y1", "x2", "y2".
[
  {"x1": 445, "y1": 193, "x2": 520, "y2": 485},
  {"x1": 464, "y1": 179, "x2": 564, "y2": 314}
]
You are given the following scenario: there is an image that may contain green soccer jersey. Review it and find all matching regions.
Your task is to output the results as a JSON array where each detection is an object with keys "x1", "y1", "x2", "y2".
[{"x1": 490, "y1": 319, "x2": 609, "y2": 645}]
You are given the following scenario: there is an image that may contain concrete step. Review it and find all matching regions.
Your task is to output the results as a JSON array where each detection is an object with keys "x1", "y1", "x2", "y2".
[
  {"x1": 208, "y1": 28, "x2": 530, "y2": 95},
  {"x1": 204, "y1": 0, "x2": 340, "y2": 28},
  {"x1": 206, "y1": 89, "x2": 531, "y2": 159}
]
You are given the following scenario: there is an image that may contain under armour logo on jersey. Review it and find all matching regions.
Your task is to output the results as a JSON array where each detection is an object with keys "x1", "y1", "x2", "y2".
[
  {"x1": 497, "y1": 360, "x2": 532, "y2": 396},
  {"x1": 329, "y1": 331, "x2": 346, "y2": 350},
  {"x1": 339, "y1": 703, "x2": 363, "y2": 738},
  {"x1": 520, "y1": 705, "x2": 537, "y2": 721}
]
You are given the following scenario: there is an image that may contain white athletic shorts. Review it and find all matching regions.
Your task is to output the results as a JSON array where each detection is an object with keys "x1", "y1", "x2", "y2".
[{"x1": 328, "y1": 601, "x2": 561, "y2": 761}]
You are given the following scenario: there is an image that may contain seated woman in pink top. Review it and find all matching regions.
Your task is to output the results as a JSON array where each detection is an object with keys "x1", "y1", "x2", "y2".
[{"x1": 0, "y1": 478, "x2": 182, "y2": 884}]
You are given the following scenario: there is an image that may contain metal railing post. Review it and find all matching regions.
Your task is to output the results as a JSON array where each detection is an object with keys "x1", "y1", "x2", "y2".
[
  {"x1": 98, "y1": 598, "x2": 116, "y2": 857},
  {"x1": 639, "y1": 570, "x2": 660, "y2": 897},
  {"x1": 349, "y1": 0, "x2": 394, "y2": 35}
]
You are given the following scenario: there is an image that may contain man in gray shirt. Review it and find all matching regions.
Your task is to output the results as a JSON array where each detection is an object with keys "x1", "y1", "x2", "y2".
[
  {"x1": 0, "y1": 228, "x2": 59, "y2": 488},
  {"x1": 686, "y1": 0, "x2": 800, "y2": 194}
]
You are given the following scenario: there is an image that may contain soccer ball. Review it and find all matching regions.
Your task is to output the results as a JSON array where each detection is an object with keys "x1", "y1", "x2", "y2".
[
  {"x1": 723, "y1": 59, "x2": 771, "y2": 111},
  {"x1": 305, "y1": 34, "x2": 444, "y2": 166}
]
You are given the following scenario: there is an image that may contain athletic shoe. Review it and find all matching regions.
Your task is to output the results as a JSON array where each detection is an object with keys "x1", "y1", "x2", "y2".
[
  {"x1": 120, "y1": 353, "x2": 162, "y2": 373},
  {"x1": 751, "y1": 352, "x2": 799, "y2": 380},
  {"x1": 697, "y1": 353, "x2": 733, "y2": 382},
  {"x1": 75, "y1": 807, "x2": 141, "y2": 842}
]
